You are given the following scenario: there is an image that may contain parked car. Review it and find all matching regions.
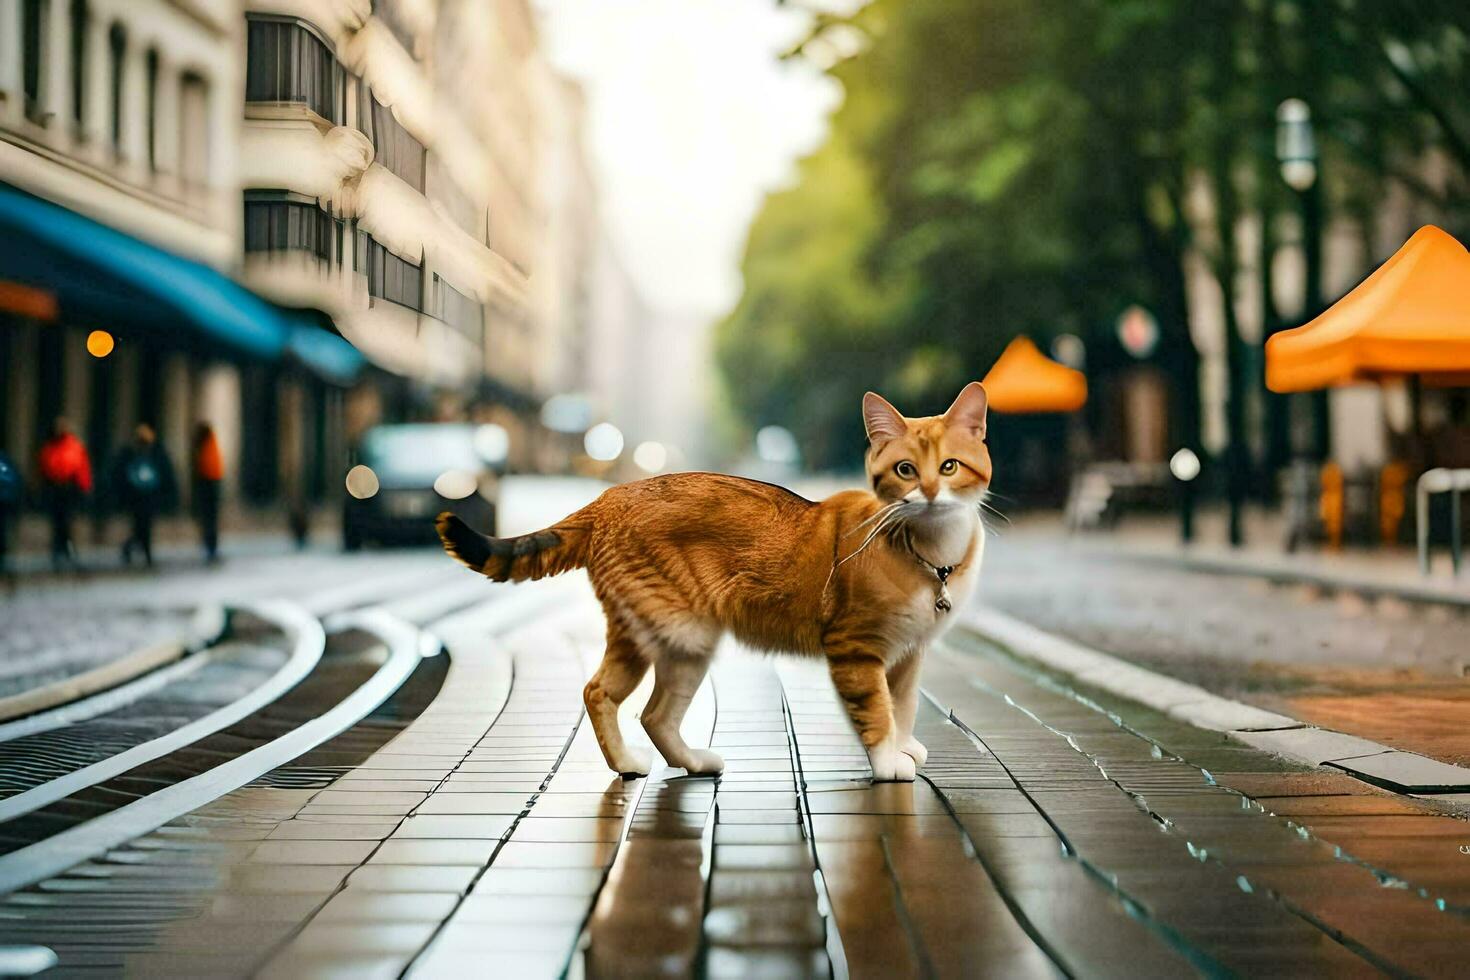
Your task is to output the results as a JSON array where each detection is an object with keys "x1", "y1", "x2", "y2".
[{"x1": 343, "y1": 423, "x2": 503, "y2": 549}]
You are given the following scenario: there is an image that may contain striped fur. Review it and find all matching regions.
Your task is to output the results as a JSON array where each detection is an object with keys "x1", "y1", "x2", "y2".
[{"x1": 435, "y1": 512, "x2": 589, "y2": 582}]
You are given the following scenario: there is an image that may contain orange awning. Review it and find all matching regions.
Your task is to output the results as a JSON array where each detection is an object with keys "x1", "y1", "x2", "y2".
[
  {"x1": 982, "y1": 336, "x2": 1087, "y2": 413},
  {"x1": 0, "y1": 281, "x2": 57, "y2": 320},
  {"x1": 1265, "y1": 225, "x2": 1470, "y2": 393}
]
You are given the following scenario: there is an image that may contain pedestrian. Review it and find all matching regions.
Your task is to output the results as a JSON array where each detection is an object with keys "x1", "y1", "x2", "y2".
[
  {"x1": 37, "y1": 417, "x2": 92, "y2": 569},
  {"x1": 112, "y1": 423, "x2": 175, "y2": 568},
  {"x1": 0, "y1": 449, "x2": 21, "y2": 576},
  {"x1": 193, "y1": 422, "x2": 223, "y2": 563}
]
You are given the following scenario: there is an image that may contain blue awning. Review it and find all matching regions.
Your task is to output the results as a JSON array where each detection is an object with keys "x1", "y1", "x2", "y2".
[
  {"x1": 0, "y1": 182, "x2": 364, "y2": 384},
  {"x1": 285, "y1": 313, "x2": 368, "y2": 386}
]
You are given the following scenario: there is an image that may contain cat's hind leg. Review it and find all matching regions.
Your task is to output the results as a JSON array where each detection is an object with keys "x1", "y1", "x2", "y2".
[
  {"x1": 584, "y1": 623, "x2": 652, "y2": 777},
  {"x1": 825, "y1": 647, "x2": 915, "y2": 782},
  {"x1": 641, "y1": 651, "x2": 723, "y2": 776},
  {"x1": 887, "y1": 650, "x2": 927, "y2": 767}
]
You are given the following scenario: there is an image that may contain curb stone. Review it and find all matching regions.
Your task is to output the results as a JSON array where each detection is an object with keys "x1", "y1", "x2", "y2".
[
  {"x1": 961, "y1": 605, "x2": 1470, "y2": 796},
  {"x1": 0, "y1": 604, "x2": 228, "y2": 724}
]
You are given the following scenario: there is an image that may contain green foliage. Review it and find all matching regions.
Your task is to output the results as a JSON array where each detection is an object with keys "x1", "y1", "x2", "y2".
[
  {"x1": 716, "y1": 0, "x2": 1470, "y2": 469},
  {"x1": 715, "y1": 130, "x2": 910, "y2": 466}
]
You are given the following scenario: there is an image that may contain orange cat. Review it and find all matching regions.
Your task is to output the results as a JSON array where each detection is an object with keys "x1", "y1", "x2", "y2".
[{"x1": 437, "y1": 383, "x2": 990, "y2": 782}]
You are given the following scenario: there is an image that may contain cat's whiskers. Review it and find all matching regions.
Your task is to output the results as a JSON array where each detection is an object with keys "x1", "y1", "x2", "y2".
[
  {"x1": 978, "y1": 499, "x2": 1010, "y2": 525},
  {"x1": 824, "y1": 500, "x2": 921, "y2": 596},
  {"x1": 974, "y1": 497, "x2": 1007, "y2": 538},
  {"x1": 839, "y1": 506, "x2": 902, "y2": 566},
  {"x1": 845, "y1": 501, "x2": 900, "y2": 538}
]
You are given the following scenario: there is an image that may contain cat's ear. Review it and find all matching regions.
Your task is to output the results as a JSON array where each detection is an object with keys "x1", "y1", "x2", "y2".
[
  {"x1": 862, "y1": 391, "x2": 907, "y2": 444},
  {"x1": 944, "y1": 382, "x2": 988, "y2": 436}
]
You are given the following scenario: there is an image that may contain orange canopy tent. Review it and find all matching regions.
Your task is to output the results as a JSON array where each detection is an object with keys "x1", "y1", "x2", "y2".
[
  {"x1": 1266, "y1": 225, "x2": 1470, "y2": 393},
  {"x1": 982, "y1": 336, "x2": 1087, "y2": 413}
]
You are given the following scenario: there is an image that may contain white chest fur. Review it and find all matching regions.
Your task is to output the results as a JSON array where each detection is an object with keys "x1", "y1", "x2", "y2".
[{"x1": 886, "y1": 522, "x2": 984, "y2": 661}]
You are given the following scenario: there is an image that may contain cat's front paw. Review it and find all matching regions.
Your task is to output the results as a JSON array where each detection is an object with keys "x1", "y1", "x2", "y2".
[
  {"x1": 868, "y1": 743, "x2": 917, "y2": 782},
  {"x1": 679, "y1": 748, "x2": 724, "y2": 776},
  {"x1": 900, "y1": 736, "x2": 928, "y2": 767},
  {"x1": 613, "y1": 746, "x2": 653, "y2": 779}
]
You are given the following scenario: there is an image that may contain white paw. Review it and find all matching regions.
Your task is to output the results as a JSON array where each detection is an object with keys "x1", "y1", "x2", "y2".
[
  {"x1": 900, "y1": 736, "x2": 928, "y2": 767},
  {"x1": 868, "y1": 744, "x2": 917, "y2": 782},
  {"x1": 682, "y1": 748, "x2": 725, "y2": 776},
  {"x1": 613, "y1": 746, "x2": 653, "y2": 778}
]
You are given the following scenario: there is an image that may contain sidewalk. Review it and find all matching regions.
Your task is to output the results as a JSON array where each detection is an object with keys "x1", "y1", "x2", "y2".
[
  {"x1": 983, "y1": 513, "x2": 1470, "y2": 770},
  {"x1": 1062, "y1": 506, "x2": 1470, "y2": 607},
  {"x1": 3, "y1": 508, "x2": 341, "y2": 580}
]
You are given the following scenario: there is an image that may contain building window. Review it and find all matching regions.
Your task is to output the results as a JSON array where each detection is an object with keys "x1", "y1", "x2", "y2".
[
  {"x1": 245, "y1": 16, "x2": 344, "y2": 124},
  {"x1": 69, "y1": 0, "x2": 86, "y2": 128},
  {"x1": 145, "y1": 48, "x2": 158, "y2": 171},
  {"x1": 435, "y1": 275, "x2": 483, "y2": 340},
  {"x1": 358, "y1": 85, "x2": 425, "y2": 192},
  {"x1": 244, "y1": 194, "x2": 343, "y2": 265},
  {"x1": 179, "y1": 73, "x2": 208, "y2": 185},
  {"x1": 21, "y1": 0, "x2": 43, "y2": 123},
  {"x1": 363, "y1": 236, "x2": 423, "y2": 311},
  {"x1": 108, "y1": 23, "x2": 124, "y2": 153}
]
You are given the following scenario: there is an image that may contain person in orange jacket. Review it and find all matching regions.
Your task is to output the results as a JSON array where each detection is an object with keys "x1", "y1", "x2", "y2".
[
  {"x1": 193, "y1": 422, "x2": 224, "y2": 563},
  {"x1": 38, "y1": 417, "x2": 93, "y2": 568}
]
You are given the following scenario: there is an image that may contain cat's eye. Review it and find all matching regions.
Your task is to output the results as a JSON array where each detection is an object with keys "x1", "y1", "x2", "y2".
[
  {"x1": 940, "y1": 459, "x2": 958, "y2": 476},
  {"x1": 895, "y1": 461, "x2": 917, "y2": 479}
]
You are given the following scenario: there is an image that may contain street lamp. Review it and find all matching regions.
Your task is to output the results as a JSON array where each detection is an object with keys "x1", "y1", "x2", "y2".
[
  {"x1": 1051, "y1": 334, "x2": 1085, "y2": 371},
  {"x1": 1170, "y1": 448, "x2": 1201, "y2": 545},
  {"x1": 1274, "y1": 97, "x2": 1330, "y2": 463},
  {"x1": 1275, "y1": 98, "x2": 1317, "y2": 192}
]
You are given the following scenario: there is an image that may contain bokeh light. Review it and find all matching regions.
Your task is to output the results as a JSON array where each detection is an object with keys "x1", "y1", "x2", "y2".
[
  {"x1": 86, "y1": 330, "x2": 115, "y2": 358},
  {"x1": 1170, "y1": 448, "x2": 1201, "y2": 482},
  {"x1": 755, "y1": 425, "x2": 799, "y2": 465},
  {"x1": 540, "y1": 393, "x2": 593, "y2": 434},
  {"x1": 633, "y1": 441, "x2": 667, "y2": 473},
  {"x1": 433, "y1": 469, "x2": 477, "y2": 499},
  {"x1": 584, "y1": 422, "x2": 624, "y2": 461},
  {"x1": 345, "y1": 464, "x2": 380, "y2": 499},
  {"x1": 473, "y1": 423, "x2": 510, "y2": 464}
]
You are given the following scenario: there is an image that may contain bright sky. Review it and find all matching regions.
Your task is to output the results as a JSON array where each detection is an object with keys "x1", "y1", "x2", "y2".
[{"x1": 534, "y1": 0, "x2": 842, "y2": 318}]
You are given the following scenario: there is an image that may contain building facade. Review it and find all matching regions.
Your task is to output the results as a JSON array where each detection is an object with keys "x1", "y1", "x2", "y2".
[
  {"x1": 2, "y1": 0, "x2": 638, "y2": 548},
  {"x1": 237, "y1": 0, "x2": 589, "y2": 470},
  {"x1": 0, "y1": 0, "x2": 252, "y2": 504}
]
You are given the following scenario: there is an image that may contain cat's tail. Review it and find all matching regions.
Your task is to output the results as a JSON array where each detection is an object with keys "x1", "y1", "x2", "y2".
[{"x1": 436, "y1": 511, "x2": 592, "y2": 582}]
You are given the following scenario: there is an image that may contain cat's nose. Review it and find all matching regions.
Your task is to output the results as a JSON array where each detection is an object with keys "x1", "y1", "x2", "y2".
[{"x1": 920, "y1": 479, "x2": 940, "y2": 501}]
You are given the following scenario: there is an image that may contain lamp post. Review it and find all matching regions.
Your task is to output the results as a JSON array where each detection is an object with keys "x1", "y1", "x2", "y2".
[
  {"x1": 1170, "y1": 447, "x2": 1201, "y2": 544},
  {"x1": 1274, "y1": 99, "x2": 1330, "y2": 462}
]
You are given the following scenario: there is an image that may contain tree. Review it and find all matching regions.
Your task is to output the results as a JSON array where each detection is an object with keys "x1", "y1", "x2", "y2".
[
  {"x1": 715, "y1": 131, "x2": 909, "y2": 468},
  {"x1": 719, "y1": 0, "x2": 1470, "y2": 482}
]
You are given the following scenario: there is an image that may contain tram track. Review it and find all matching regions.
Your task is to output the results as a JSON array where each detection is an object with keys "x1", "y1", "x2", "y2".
[{"x1": 0, "y1": 570, "x2": 501, "y2": 896}]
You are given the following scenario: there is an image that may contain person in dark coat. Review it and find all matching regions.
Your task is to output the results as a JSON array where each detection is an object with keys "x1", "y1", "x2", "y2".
[
  {"x1": 0, "y1": 449, "x2": 21, "y2": 575},
  {"x1": 38, "y1": 417, "x2": 93, "y2": 568},
  {"x1": 112, "y1": 424, "x2": 176, "y2": 567}
]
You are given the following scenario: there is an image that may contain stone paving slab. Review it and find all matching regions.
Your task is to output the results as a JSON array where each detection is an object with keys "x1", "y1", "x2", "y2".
[
  {"x1": 1326, "y1": 749, "x2": 1470, "y2": 793},
  {"x1": 932, "y1": 633, "x2": 1470, "y2": 975}
]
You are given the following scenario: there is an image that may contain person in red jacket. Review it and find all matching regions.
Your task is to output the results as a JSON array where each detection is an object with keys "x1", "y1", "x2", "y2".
[
  {"x1": 38, "y1": 417, "x2": 93, "y2": 568},
  {"x1": 193, "y1": 422, "x2": 224, "y2": 563}
]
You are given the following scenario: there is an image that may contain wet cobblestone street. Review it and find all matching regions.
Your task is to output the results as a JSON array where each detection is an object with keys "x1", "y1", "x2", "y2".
[{"x1": 2, "y1": 560, "x2": 1467, "y2": 977}]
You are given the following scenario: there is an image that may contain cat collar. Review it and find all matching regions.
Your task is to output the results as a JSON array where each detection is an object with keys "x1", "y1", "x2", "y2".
[{"x1": 914, "y1": 557, "x2": 955, "y2": 614}]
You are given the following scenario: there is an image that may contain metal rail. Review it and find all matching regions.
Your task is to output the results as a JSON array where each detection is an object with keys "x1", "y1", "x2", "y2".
[{"x1": 1417, "y1": 467, "x2": 1470, "y2": 575}]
